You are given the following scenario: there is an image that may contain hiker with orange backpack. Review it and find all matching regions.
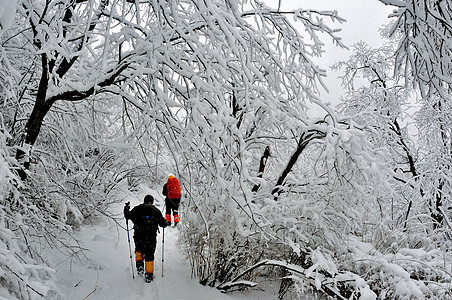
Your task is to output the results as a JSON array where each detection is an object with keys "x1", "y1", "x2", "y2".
[{"x1": 162, "y1": 173, "x2": 181, "y2": 226}]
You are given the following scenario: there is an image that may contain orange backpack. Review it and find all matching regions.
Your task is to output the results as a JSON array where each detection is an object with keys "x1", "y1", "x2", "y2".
[{"x1": 167, "y1": 176, "x2": 181, "y2": 199}]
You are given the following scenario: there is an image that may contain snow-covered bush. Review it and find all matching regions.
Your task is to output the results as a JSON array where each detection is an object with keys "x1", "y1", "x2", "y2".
[
  {"x1": 177, "y1": 107, "x2": 397, "y2": 298},
  {"x1": 0, "y1": 120, "x2": 59, "y2": 299},
  {"x1": 346, "y1": 236, "x2": 452, "y2": 299}
]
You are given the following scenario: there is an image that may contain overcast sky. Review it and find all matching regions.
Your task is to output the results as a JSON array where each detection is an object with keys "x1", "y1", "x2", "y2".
[
  {"x1": 295, "y1": 0, "x2": 394, "y2": 66},
  {"x1": 264, "y1": 0, "x2": 395, "y2": 113}
]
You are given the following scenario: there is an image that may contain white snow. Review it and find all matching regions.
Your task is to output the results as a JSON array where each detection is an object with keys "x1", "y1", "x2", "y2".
[{"x1": 0, "y1": 0, "x2": 17, "y2": 34}]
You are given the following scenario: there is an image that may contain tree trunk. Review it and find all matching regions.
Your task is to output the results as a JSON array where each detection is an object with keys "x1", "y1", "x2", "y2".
[
  {"x1": 272, "y1": 128, "x2": 325, "y2": 199},
  {"x1": 15, "y1": 0, "x2": 110, "y2": 180},
  {"x1": 252, "y1": 146, "x2": 270, "y2": 192},
  {"x1": 15, "y1": 53, "x2": 53, "y2": 180},
  {"x1": 432, "y1": 181, "x2": 444, "y2": 229}
]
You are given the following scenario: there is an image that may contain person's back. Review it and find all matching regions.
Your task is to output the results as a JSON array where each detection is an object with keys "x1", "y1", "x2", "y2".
[
  {"x1": 162, "y1": 173, "x2": 181, "y2": 226},
  {"x1": 124, "y1": 195, "x2": 167, "y2": 282},
  {"x1": 128, "y1": 203, "x2": 166, "y2": 233}
]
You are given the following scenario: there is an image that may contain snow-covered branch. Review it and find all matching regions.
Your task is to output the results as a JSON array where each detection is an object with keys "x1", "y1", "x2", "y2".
[{"x1": 381, "y1": 0, "x2": 452, "y2": 98}]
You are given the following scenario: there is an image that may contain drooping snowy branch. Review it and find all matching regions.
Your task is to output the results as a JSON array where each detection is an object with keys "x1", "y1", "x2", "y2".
[{"x1": 380, "y1": 0, "x2": 452, "y2": 98}]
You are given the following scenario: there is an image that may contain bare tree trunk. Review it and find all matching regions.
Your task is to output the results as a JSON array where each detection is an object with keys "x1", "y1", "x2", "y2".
[
  {"x1": 272, "y1": 128, "x2": 325, "y2": 199},
  {"x1": 15, "y1": 53, "x2": 53, "y2": 180},
  {"x1": 15, "y1": 0, "x2": 113, "y2": 180},
  {"x1": 252, "y1": 146, "x2": 270, "y2": 192}
]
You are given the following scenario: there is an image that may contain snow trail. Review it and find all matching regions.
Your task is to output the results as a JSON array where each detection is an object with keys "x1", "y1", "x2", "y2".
[{"x1": 49, "y1": 188, "x2": 253, "y2": 300}]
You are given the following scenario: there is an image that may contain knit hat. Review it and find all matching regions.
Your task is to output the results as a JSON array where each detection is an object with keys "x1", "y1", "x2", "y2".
[{"x1": 144, "y1": 195, "x2": 154, "y2": 204}]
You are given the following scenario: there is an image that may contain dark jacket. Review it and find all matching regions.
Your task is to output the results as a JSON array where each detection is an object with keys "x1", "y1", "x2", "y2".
[{"x1": 125, "y1": 203, "x2": 167, "y2": 235}]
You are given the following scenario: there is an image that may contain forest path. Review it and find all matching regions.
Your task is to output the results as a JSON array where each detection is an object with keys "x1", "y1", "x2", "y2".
[{"x1": 49, "y1": 187, "x2": 253, "y2": 300}]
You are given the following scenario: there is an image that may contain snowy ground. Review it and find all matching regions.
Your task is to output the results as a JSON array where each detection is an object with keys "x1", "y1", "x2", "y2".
[{"x1": 48, "y1": 187, "x2": 274, "y2": 300}]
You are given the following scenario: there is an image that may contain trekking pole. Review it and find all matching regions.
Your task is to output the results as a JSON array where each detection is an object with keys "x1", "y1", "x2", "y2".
[
  {"x1": 162, "y1": 226, "x2": 165, "y2": 277},
  {"x1": 125, "y1": 203, "x2": 135, "y2": 279},
  {"x1": 161, "y1": 203, "x2": 166, "y2": 278}
]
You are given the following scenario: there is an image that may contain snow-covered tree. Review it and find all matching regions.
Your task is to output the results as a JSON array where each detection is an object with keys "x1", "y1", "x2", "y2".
[
  {"x1": 334, "y1": 42, "x2": 417, "y2": 228},
  {"x1": 1, "y1": 0, "x2": 450, "y2": 298},
  {"x1": 2, "y1": 0, "x2": 364, "y2": 297},
  {"x1": 379, "y1": 0, "x2": 452, "y2": 230},
  {"x1": 416, "y1": 95, "x2": 452, "y2": 231},
  {"x1": 334, "y1": 33, "x2": 452, "y2": 300},
  {"x1": 380, "y1": 0, "x2": 452, "y2": 98}
]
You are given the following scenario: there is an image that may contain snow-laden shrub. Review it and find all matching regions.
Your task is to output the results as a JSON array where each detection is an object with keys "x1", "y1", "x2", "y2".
[
  {"x1": 28, "y1": 146, "x2": 135, "y2": 226},
  {"x1": 181, "y1": 184, "x2": 266, "y2": 287},
  {"x1": 0, "y1": 121, "x2": 60, "y2": 299},
  {"x1": 178, "y1": 120, "x2": 391, "y2": 298},
  {"x1": 345, "y1": 236, "x2": 452, "y2": 299},
  {"x1": 179, "y1": 111, "x2": 449, "y2": 300}
]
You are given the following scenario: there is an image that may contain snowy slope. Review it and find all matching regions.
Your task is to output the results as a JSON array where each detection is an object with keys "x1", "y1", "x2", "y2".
[{"x1": 48, "y1": 188, "x2": 258, "y2": 300}]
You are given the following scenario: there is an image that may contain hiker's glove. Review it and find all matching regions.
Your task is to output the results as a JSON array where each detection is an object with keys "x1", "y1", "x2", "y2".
[{"x1": 124, "y1": 202, "x2": 130, "y2": 217}]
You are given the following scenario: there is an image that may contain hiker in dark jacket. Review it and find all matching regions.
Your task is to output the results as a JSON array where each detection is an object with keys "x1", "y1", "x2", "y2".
[{"x1": 124, "y1": 195, "x2": 167, "y2": 282}]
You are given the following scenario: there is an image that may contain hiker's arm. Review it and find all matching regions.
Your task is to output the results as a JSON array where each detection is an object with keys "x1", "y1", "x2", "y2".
[
  {"x1": 158, "y1": 214, "x2": 168, "y2": 228},
  {"x1": 162, "y1": 184, "x2": 167, "y2": 196}
]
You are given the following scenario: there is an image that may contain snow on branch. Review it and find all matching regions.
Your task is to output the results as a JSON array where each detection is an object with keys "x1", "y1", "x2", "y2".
[
  {"x1": 46, "y1": 51, "x2": 143, "y2": 103},
  {"x1": 381, "y1": 0, "x2": 452, "y2": 98},
  {"x1": 217, "y1": 259, "x2": 368, "y2": 299}
]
